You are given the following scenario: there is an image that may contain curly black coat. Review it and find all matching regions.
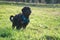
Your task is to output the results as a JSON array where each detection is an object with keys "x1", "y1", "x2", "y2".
[{"x1": 10, "y1": 7, "x2": 31, "y2": 30}]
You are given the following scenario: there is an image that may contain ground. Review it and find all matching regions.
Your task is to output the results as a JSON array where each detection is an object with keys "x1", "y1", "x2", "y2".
[{"x1": 0, "y1": 3, "x2": 60, "y2": 40}]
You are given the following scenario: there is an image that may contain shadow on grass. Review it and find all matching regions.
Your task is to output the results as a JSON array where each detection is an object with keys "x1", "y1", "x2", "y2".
[
  {"x1": 40, "y1": 35, "x2": 60, "y2": 40},
  {"x1": 0, "y1": 27, "x2": 12, "y2": 38}
]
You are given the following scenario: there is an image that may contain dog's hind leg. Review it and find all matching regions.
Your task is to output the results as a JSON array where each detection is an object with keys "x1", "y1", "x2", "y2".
[{"x1": 12, "y1": 24, "x2": 15, "y2": 29}]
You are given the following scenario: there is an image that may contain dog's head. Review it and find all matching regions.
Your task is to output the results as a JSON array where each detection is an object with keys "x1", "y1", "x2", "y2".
[{"x1": 22, "y1": 7, "x2": 31, "y2": 17}]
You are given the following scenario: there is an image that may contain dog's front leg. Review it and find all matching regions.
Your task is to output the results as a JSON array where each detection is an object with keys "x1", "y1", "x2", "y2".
[
  {"x1": 16, "y1": 25, "x2": 22, "y2": 30},
  {"x1": 22, "y1": 24, "x2": 27, "y2": 29}
]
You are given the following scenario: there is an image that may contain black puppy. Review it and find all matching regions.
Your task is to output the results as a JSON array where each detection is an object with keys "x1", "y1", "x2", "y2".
[{"x1": 10, "y1": 7, "x2": 31, "y2": 30}]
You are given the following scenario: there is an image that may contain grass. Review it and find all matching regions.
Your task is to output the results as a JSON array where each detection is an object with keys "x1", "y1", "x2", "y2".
[{"x1": 0, "y1": 3, "x2": 60, "y2": 40}]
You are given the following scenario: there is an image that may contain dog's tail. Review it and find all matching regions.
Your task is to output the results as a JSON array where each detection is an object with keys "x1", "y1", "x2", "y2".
[{"x1": 10, "y1": 15, "x2": 14, "y2": 22}]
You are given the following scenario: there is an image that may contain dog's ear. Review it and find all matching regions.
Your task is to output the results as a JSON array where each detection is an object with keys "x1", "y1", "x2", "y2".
[{"x1": 22, "y1": 7, "x2": 27, "y2": 13}]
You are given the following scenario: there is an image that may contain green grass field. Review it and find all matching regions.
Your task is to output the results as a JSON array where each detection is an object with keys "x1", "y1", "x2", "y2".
[{"x1": 0, "y1": 3, "x2": 60, "y2": 40}]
